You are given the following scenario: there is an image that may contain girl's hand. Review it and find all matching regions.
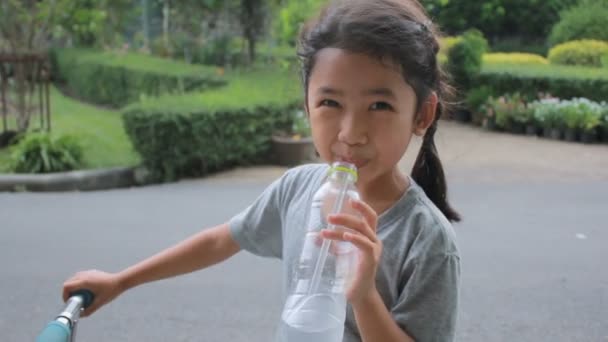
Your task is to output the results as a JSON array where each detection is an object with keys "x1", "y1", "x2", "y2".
[
  {"x1": 320, "y1": 198, "x2": 382, "y2": 305},
  {"x1": 62, "y1": 270, "x2": 125, "y2": 317}
]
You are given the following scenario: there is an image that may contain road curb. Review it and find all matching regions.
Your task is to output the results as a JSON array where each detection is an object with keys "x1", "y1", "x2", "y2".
[{"x1": 0, "y1": 167, "x2": 136, "y2": 192}]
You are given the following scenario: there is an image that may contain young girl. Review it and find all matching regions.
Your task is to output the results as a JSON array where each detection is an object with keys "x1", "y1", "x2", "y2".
[{"x1": 62, "y1": 0, "x2": 461, "y2": 341}]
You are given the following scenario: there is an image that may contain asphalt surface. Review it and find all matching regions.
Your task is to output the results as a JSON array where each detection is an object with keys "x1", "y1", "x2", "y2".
[{"x1": 1, "y1": 122, "x2": 607, "y2": 341}]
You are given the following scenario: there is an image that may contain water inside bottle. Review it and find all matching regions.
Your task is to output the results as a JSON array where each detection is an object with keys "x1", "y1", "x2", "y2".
[{"x1": 276, "y1": 293, "x2": 346, "y2": 342}]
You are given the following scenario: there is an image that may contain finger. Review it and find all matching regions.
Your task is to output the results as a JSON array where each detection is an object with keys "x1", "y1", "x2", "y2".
[
  {"x1": 315, "y1": 232, "x2": 341, "y2": 255},
  {"x1": 321, "y1": 229, "x2": 348, "y2": 241},
  {"x1": 328, "y1": 213, "x2": 376, "y2": 242},
  {"x1": 350, "y1": 199, "x2": 378, "y2": 232},
  {"x1": 321, "y1": 229, "x2": 375, "y2": 253},
  {"x1": 63, "y1": 279, "x2": 81, "y2": 302},
  {"x1": 343, "y1": 231, "x2": 376, "y2": 255}
]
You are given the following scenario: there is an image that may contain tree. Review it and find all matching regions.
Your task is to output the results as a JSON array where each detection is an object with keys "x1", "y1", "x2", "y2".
[
  {"x1": 240, "y1": 0, "x2": 267, "y2": 64},
  {"x1": 0, "y1": 0, "x2": 69, "y2": 132}
]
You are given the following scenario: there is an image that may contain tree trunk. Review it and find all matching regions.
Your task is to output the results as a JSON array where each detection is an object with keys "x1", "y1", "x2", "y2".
[
  {"x1": 14, "y1": 63, "x2": 30, "y2": 132},
  {"x1": 241, "y1": 0, "x2": 262, "y2": 65},
  {"x1": 163, "y1": 0, "x2": 170, "y2": 53}
]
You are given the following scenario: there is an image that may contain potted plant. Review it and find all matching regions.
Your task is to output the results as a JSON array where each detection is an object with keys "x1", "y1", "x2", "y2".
[
  {"x1": 482, "y1": 103, "x2": 497, "y2": 131},
  {"x1": 532, "y1": 99, "x2": 561, "y2": 139},
  {"x1": 600, "y1": 107, "x2": 608, "y2": 143},
  {"x1": 580, "y1": 110, "x2": 601, "y2": 144},
  {"x1": 510, "y1": 101, "x2": 533, "y2": 135},
  {"x1": 493, "y1": 96, "x2": 512, "y2": 132},
  {"x1": 271, "y1": 109, "x2": 317, "y2": 166},
  {"x1": 562, "y1": 105, "x2": 581, "y2": 142},
  {"x1": 464, "y1": 86, "x2": 492, "y2": 125}
]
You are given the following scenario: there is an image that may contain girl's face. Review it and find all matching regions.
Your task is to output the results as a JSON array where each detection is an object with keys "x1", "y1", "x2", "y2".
[{"x1": 307, "y1": 48, "x2": 436, "y2": 186}]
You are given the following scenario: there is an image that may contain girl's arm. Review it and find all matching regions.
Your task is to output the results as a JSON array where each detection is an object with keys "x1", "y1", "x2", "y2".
[
  {"x1": 63, "y1": 223, "x2": 240, "y2": 316},
  {"x1": 119, "y1": 223, "x2": 240, "y2": 291},
  {"x1": 352, "y1": 291, "x2": 415, "y2": 342}
]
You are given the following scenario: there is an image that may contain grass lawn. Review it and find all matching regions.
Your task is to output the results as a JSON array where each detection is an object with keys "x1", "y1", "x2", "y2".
[
  {"x1": 1, "y1": 64, "x2": 302, "y2": 174},
  {"x1": 0, "y1": 86, "x2": 140, "y2": 173},
  {"x1": 128, "y1": 64, "x2": 303, "y2": 112}
]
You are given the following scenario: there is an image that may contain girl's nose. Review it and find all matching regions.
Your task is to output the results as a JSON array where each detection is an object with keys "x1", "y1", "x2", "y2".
[{"x1": 338, "y1": 111, "x2": 368, "y2": 145}]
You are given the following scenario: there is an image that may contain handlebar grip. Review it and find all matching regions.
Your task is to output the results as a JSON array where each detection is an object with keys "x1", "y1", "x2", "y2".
[
  {"x1": 35, "y1": 321, "x2": 70, "y2": 342},
  {"x1": 69, "y1": 289, "x2": 95, "y2": 309}
]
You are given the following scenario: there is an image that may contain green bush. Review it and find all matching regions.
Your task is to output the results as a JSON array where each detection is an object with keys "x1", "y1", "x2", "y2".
[
  {"x1": 51, "y1": 48, "x2": 227, "y2": 108},
  {"x1": 549, "y1": 1, "x2": 608, "y2": 46},
  {"x1": 424, "y1": 0, "x2": 577, "y2": 40},
  {"x1": 447, "y1": 29, "x2": 489, "y2": 91},
  {"x1": 274, "y1": 0, "x2": 327, "y2": 46},
  {"x1": 10, "y1": 134, "x2": 83, "y2": 173},
  {"x1": 603, "y1": 54, "x2": 608, "y2": 68},
  {"x1": 192, "y1": 35, "x2": 245, "y2": 67},
  {"x1": 479, "y1": 63, "x2": 608, "y2": 103},
  {"x1": 121, "y1": 68, "x2": 303, "y2": 182},
  {"x1": 548, "y1": 40, "x2": 608, "y2": 67},
  {"x1": 465, "y1": 86, "x2": 493, "y2": 125},
  {"x1": 489, "y1": 37, "x2": 548, "y2": 56}
]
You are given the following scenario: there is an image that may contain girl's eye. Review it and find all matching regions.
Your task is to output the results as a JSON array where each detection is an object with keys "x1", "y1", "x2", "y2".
[
  {"x1": 370, "y1": 102, "x2": 394, "y2": 111},
  {"x1": 320, "y1": 99, "x2": 340, "y2": 108}
]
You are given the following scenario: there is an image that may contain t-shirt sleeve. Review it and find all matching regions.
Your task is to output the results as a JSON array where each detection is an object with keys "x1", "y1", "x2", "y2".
[
  {"x1": 391, "y1": 252, "x2": 461, "y2": 342},
  {"x1": 228, "y1": 170, "x2": 294, "y2": 259}
]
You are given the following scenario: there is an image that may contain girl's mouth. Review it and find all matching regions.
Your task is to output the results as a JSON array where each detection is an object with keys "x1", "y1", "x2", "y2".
[{"x1": 336, "y1": 156, "x2": 369, "y2": 169}]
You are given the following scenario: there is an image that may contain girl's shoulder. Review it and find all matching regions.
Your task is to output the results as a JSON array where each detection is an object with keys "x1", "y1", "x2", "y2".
[{"x1": 381, "y1": 179, "x2": 459, "y2": 260}]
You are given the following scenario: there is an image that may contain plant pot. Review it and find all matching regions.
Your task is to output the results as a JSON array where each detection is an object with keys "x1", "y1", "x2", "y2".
[
  {"x1": 453, "y1": 109, "x2": 472, "y2": 123},
  {"x1": 472, "y1": 111, "x2": 485, "y2": 126},
  {"x1": 271, "y1": 135, "x2": 317, "y2": 166},
  {"x1": 564, "y1": 128, "x2": 579, "y2": 142},
  {"x1": 525, "y1": 124, "x2": 538, "y2": 136},
  {"x1": 0, "y1": 130, "x2": 21, "y2": 148},
  {"x1": 597, "y1": 126, "x2": 608, "y2": 143},
  {"x1": 580, "y1": 130, "x2": 598, "y2": 144},
  {"x1": 510, "y1": 122, "x2": 526, "y2": 135},
  {"x1": 483, "y1": 116, "x2": 497, "y2": 131},
  {"x1": 550, "y1": 128, "x2": 563, "y2": 140}
]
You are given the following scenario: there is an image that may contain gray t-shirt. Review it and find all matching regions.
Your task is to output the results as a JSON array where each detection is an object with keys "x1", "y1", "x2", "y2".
[{"x1": 229, "y1": 164, "x2": 460, "y2": 342}]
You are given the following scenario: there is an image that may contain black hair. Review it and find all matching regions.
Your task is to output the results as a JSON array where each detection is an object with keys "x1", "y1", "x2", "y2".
[{"x1": 298, "y1": 0, "x2": 461, "y2": 222}]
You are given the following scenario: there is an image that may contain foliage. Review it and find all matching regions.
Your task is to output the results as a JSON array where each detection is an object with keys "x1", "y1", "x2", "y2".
[
  {"x1": 422, "y1": 0, "x2": 577, "y2": 39},
  {"x1": 274, "y1": 0, "x2": 327, "y2": 46},
  {"x1": 446, "y1": 29, "x2": 488, "y2": 91},
  {"x1": 479, "y1": 63, "x2": 608, "y2": 103},
  {"x1": 484, "y1": 93, "x2": 533, "y2": 129},
  {"x1": 465, "y1": 86, "x2": 493, "y2": 113},
  {"x1": 121, "y1": 66, "x2": 304, "y2": 182},
  {"x1": 51, "y1": 48, "x2": 226, "y2": 107},
  {"x1": 529, "y1": 97, "x2": 606, "y2": 132},
  {"x1": 483, "y1": 53, "x2": 548, "y2": 65},
  {"x1": 548, "y1": 40, "x2": 608, "y2": 67},
  {"x1": 10, "y1": 133, "x2": 83, "y2": 173},
  {"x1": 548, "y1": 0, "x2": 608, "y2": 46}
]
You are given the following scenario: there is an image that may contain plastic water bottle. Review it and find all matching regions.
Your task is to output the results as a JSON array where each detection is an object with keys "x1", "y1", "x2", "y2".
[{"x1": 276, "y1": 162, "x2": 360, "y2": 342}]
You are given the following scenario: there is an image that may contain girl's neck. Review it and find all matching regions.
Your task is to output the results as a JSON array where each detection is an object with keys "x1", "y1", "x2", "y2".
[{"x1": 357, "y1": 169, "x2": 410, "y2": 215}]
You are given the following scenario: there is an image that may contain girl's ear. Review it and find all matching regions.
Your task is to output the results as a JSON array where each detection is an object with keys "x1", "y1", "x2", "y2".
[{"x1": 414, "y1": 91, "x2": 438, "y2": 136}]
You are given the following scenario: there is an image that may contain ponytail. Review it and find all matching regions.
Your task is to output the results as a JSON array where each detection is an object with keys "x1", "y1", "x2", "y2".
[{"x1": 411, "y1": 113, "x2": 461, "y2": 222}]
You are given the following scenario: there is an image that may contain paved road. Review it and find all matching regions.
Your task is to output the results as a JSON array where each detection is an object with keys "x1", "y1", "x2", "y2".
[{"x1": 1, "y1": 122, "x2": 607, "y2": 341}]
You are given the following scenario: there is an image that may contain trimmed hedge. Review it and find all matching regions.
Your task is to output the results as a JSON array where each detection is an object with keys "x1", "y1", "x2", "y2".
[
  {"x1": 548, "y1": 40, "x2": 608, "y2": 67},
  {"x1": 479, "y1": 63, "x2": 608, "y2": 102},
  {"x1": 483, "y1": 53, "x2": 548, "y2": 65},
  {"x1": 51, "y1": 49, "x2": 227, "y2": 108},
  {"x1": 121, "y1": 68, "x2": 303, "y2": 182}
]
